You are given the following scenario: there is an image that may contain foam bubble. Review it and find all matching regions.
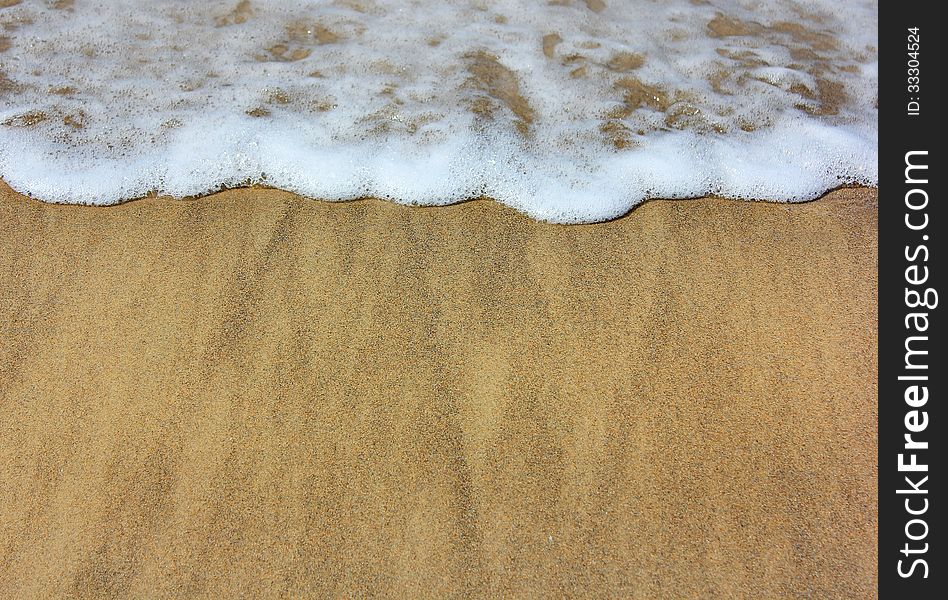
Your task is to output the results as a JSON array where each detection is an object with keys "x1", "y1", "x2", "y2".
[{"x1": 0, "y1": 0, "x2": 877, "y2": 222}]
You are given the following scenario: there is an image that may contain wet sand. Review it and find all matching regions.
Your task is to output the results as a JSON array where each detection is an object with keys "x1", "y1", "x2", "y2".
[{"x1": 0, "y1": 182, "x2": 877, "y2": 598}]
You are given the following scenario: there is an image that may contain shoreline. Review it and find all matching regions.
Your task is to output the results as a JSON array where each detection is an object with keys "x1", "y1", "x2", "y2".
[{"x1": 0, "y1": 179, "x2": 878, "y2": 222}]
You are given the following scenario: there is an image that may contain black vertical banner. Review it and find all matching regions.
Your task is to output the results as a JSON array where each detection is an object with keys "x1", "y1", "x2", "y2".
[{"x1": 879, "y1": 1, "x2": 942, "y2": 597}]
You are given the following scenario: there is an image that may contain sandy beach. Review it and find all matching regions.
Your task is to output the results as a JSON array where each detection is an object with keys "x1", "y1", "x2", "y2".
[{"x1": 0, "y1": 182, "x2": 877, "y2": 597}]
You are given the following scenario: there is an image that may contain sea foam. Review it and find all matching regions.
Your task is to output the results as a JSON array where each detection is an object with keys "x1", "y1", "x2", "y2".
[{"x1": 0, "y1": 0, "x2": 877, "y2": 222}]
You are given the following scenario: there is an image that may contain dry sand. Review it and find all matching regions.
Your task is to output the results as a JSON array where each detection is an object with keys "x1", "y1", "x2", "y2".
[{"x1": 0, "y1": 181, "x2": 877, "y2": 598}]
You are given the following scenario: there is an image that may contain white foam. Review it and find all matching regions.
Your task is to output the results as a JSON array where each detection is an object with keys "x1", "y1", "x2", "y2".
[{"x1": 0, "y1": 0, "x2": 877, "y2": 222}]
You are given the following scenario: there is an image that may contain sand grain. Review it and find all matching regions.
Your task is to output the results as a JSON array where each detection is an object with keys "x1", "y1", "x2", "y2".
[{"x1": 0, "y1": 183, "x2": 877, "y2": 598}]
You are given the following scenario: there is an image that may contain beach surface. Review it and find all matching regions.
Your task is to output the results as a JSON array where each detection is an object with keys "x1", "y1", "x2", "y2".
[{"x1": 0, "y1": 183, "x2": 877, "y2": 598}]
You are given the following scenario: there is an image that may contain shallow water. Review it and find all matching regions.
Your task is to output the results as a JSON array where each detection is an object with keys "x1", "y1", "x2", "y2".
[{"x1": 0, "y1": 0, "x2": 876, "y2": 222}]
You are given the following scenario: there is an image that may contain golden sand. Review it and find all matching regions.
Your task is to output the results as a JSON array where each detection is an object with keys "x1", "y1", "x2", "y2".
[{"x1": 0, "y1": 182, "x2": 877, "y2": 597}]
